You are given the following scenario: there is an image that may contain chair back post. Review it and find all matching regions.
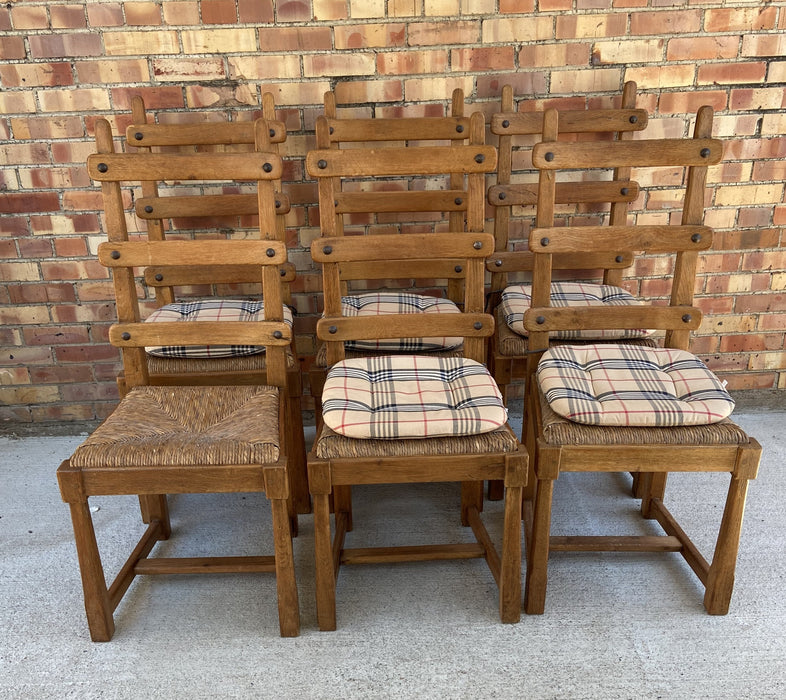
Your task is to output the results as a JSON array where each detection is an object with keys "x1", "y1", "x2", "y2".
[
  {"x1": 605, "y1": 80, "x2": 638, "y2": 286},
  {"x1": 93, "y1": 118, "x2": 149, "y2": 387},
  {"x1": 667, "y1": 105, "x2": 715, "y2": 351},
  {"x1": 489, "y1": 85, "x2": 515, "y2": 297}
]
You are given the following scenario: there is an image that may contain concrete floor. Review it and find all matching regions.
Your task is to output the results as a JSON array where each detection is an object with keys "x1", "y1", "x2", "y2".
[{"x1": 1, "y1": 397, "x2": 784, "y2": 699}]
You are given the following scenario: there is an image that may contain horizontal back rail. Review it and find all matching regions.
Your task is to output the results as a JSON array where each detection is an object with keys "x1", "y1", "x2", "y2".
[{"x1": 88, "y1": 153, "x2": 282, "y2": 182}]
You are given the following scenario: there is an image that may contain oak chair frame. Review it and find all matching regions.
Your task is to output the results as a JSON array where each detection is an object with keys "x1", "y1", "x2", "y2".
[{"x1": 522, "y1": 107, "x2": 762, "y2": 616}]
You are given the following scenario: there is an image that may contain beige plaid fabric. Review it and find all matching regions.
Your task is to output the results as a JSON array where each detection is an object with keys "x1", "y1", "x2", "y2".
[
  {"x1": 322, "y1": 355, "x2": 508, "y2": 439},
  {"x1": 537, "y1": 344, "x2": 735, "y2": 427}
]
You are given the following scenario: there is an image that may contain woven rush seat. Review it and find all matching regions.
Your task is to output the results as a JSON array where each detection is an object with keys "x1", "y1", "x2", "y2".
[
  {"x1": 145, "y1": 299, "x2": 294, "y2": 358},
  {"x1": 321, "y1": 355, "x2": 509, "y2": 440},
  {"x1": 537, "y1": 344, "x2": 736, "y2": 428},
  {"x1": 71, "y1": 385, "x2": 281, "y2": 468},
  {"x1": 501, "y1": 281, "x2": 652, "y2": 341},
  {"x1": 147, "y1": 347, "x2": 296, "y2": 374}
]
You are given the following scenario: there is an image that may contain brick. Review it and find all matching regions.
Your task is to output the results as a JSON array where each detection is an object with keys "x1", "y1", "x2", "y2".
[
  {"x1": 152, "y1": 57, "x2": 226, "y2": 82},
  {"x1": 706, "y1": 6, "x2": 777, "y2": 33},
  {"x1": 592, "y1": 39, "x2": 664, "y2": 65},
  {"x1": 38, "y1": 87, "x2": 111, "y2": 113},
  {"x1": 229, "y1": 55, "x2": 301, "y2": 81},
  {"x1": 730, "y1": 88, "x2": 786, "y2": 111},
  {"x1": 389, "y1": 0, "x2": 424, "y2": 17},
  {"x1": 748, "y1": 352, "x2": 786, "y2": 372},
  {"x1": 11, "y1": 117, "x2": 85, "y2": 141},
  {"x1": 258, "y1": 27, "x2": 332, "y2": 52},
  {"x1": 720, "y1": 333, "x2": 784, "y2": 354},
  {"x1": 55, "y1": 343, "x2": 121, "y2": 363},
  {"x1": 539, "y1": 0, "x2": 571, "y2": 9},
  {"x1": 124, "y1": 2, "x2": 163, "y2": 25},
  {"x1": 424, "y1": 0, "x2": 459, "y2": 13},
  {"x1": 0, "y1": 304, "x2": 51, "y2": 325},
  {"x1": 76, "y1": 58, "x2": 150, "y2": 84},
  {"x1": 753, "y1": 159, "x2": 786, "y2": 182},
  {"x1": 551, "y1": 68, "x2": 622, "y2": 95},
  {"x1": 0, "y1": 262, "x2": 40, "y2": 282},
  {"x1": 51, "y1": 302, "x2": 116, "y2": 324},
  {"x1": 657, "y1": 90, "x2": 727, "y2": 114},
  {"x1": 10, "y1": 5, "x2": 48, "y2": 29},
  {"x1": 482, "y1": 17, "x2": 551, "y2": 42},
  {"x1": 334, "y1": 80, "x2": 404, "y2": 105},
  {"x1": 0, "y1": 192, "x2": 60, "y2": 215},
  {"x1": 452, "y1": 45, "x2": 514, "y2": 71},
  {"x1": 377, "y1": 50, "x2": 449, "y2": 76},
  {"x1": 630, "y1": 9, "x2": 700, "y2": 35},
  {"x1": 558, "y1": 13, "x2": 627, "y2": 39},
  {"x1": 17, "y1": 237, "x2": 54, "y2": 257},
  {"x1": 698, "y1": 62, "x2": 767, "y2": 86},
  {"x1": 23, "y1": 326, "x2": 91, "y2": 346},
  {"x1": 715, "y1": 184, "x2": 784, "y2": 207},
  {"x1": 624, "y1": 64, "x2": 696, "y2": 89},
  {"x1": 201, "y1": 0, "x2": 238, "y2": 24},
  {"x1": 667, "y1": 35, "x2": 740, "y2": 62},
  {"x1": 350, "y1": 0, "x2": 385, "y2": 19},
  {"x1": 0, "y1": 239, "x2": 17, "y2": 258},
  {"x1": 40, "y1": 259, "x2": 108, "y2": 281},
  {"x1": 499, "y1": 0, "x2": 535, "y2": 9},
  {"x1": 87, "y1": 3, "x2": 124, "y2": 26},
  {"x1": 335, "y1": 23, "x2": 406, "y2": 49},
  {"x1": 735, "y1": 292, "x2": 785, "y2": 315},
  {"x1": 0, "y1": 36, "x2": 25, "y2": 60},
  {"x1": 180, "y1": 28, "x2": 257, "y2": 53},
  {"x1": 51, "y1": 5, "x2": 88, "y2": 29},
  {"x1": 0, "y1": 386, "x2": 61, "y2": 405},
  {"x1": 29, "y1": 365, "x2": 95, "y2": 385},
  {"x1": 8, "y1": 283, "x2": 76, "y2": 304},
  {"x1": 404, "y1": 76, "x2": 474, "y2": 102},
  {"x1": 29, "y1": 33, "x2": 104, "y2": 58},
  {"x1": 744, "y1": 34, "x2": 786, "y2": 58},
  {"x1": 276, "y1": 1, "x2": 311, "y2": 22},
  {"x1": 477, "y1": 71, "x2": 549, "y2": 99},
  {"x1": 238, "y1": 0, "x2": 274, "y2": 22},
  {"x1": 411, "y1": 20, "x2": 480, "y2": 45},
  {"x1": 0, "y1": 91, "x2": 38, "y2": 116},
  {"x1": 184, "y1": 84, "x2": 258, "y2": 108},
  {"x1": 0, "y1": 62, "x2": 74, "y2": 88},
  {"x1": 519, "y1": 43, "x2": 591, "y2": 68},
  {"x1": 104, "y1": 30, "x2": 180, "y2": 55},
  {"x1": 304, "y1": 53, "x2": 376, "y2": 78}
]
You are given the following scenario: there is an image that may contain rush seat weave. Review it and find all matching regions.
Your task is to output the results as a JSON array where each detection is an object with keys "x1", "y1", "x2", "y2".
[
  {"x1": 145, "y1": 299, "x2": 294, "y2": 358},
  {"x1": 70, "y1": 385, "x2": 281, "y2": 467},
  {"x1": 537, "y1": 344, "x2": 735, "y2": 427},
  {"x1": 341, "y1": 292, "x2": 463, "y2": 352},
  {"x1": 501, "y1": 281, "x2": 652, "y2": 340},
  {"x1": 321, "y1": 355, "x2": 508, "y2": 440}
]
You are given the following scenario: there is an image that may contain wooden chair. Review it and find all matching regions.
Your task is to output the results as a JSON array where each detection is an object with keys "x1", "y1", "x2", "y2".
[
  {"x1": 304, "y1": 141, "x2": 528, "y2": 630},
  {"x1": 522, "y1": 107, "x2": 762, "y2": 615},
  {"x1": 487, "y1": 81, "x2": 650, "y2": 408},
  {"x1": 309, "y1": 93, "x2": 483, "y2": 427},
  {"x1": 122, "y1": 94, "x2": 309, "y2": 515},
  {"x1": 57, "y1": 118, "x2": 300, "y2": 640}
]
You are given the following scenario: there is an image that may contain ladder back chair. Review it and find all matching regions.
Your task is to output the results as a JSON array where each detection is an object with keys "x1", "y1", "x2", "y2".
[
  {"x1": 57, "y1": 118, "x2": 300, "y2": 640},
  {"x1": 309, "y1": 98, "x2": 487, "y2": 427},
  {"x1": 522, "y1": 107, "x2": 762, "y2": 615},
  {"x1": 487, "y1": 81, "x2": 650, "y2": 407},
  {"x1": 304, "y1": 143, "x2": 528, "y2": 630},
  {"x1": 123, "y1": 94, "x2": 309, "y2": 515}
]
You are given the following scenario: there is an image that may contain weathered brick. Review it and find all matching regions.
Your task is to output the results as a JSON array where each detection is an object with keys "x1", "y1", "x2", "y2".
[
  {"x1": 519, "y1": 43, "x2": 590, "y2": 68},
  {"x1": 551, "y1": 68, "x2": 622, "y2": 95},
  {"x1": 411, "y1": 20, "x2": 480, "y2": 45},
  {"x1": 715, "y1": 184, "x2": 784, "y2": 208},
  {"x1": 592, "y1": 39, "x2": 664, "y2": 64},
  {"x1": 730, "y1": 88, "x2": 786, "y2": 111},
  {"x1": 624, "y1": 64, "x2": 696, "y2": 90},
  {"x1": 667, "y1": 35, "x2": 740, "y2": 62},
  {"x1": 403, "y1": 76, "x2": 474, "y2": 102},
  {"x1": 23, "y1": 325, "x2": 91, "y2": 346},
  {"x1": 87, "y1": 3, "x2": 124, "y2": 27},
  {"x1": 152, "y1": 57, "x2": 226, "y2": 82},
  {"x1": 38, "y1": 87, "x2": 112, "y2": 113},
  {"x1": 76, "y1": 58, "x2": 150, "y2": 84},
  {"x1": 29, "y1": 33, "x2": 104, "y2": 58},
  {"x1": 0, "y1": 262, "x2": 40, "y2": 282},
  {"x1": 706, "y1": 6, "x2": 777, "y2": 33},
  {"x1": 424, "y1": 0, "x2": 459, "y2": 13},
  {"x1": 8, "y1": 283, "x2": 76, "y2": 304},
  {"x1": 377, "y1": 50, "x2": 449, "y2": 76},
  {"x1": 389, "y1": 0, "x2": 424, "y2": 17},
  {"x1": 630, "y1": 9, "x2": 701, "y2": 35},
  {"x1": 276, "y1": 0, "x2": 312, "y2": 22},
  {"x1": 29, "y1": 365, "x2": 95, "y2": 385},
  {"x1": 476, "y1": 71, "x2": 549, "y2": 99},
  {"x1": 104, "y1": 30, "x2": 180, "y2": 55},
  {"x1": 10, "y1": 5, "x2": 48, "y2": 29},
  {"x1": 258, "y1": 27, "x2": 332, "y2": 52},
  {"x1": 334, "y1": 80, "x2": 404, "y2": 106},
  {"x1": 482, "y1": 17, "x2": 551, "y2": 42},
  {"x1": 350, "y1": 0, "x2": 385, "y2": 19},
  {"x1": 303, "y1": 53, "x2": 376, "y2": 78},
  {"x1": 238, "y1": 0, "x2": 274, "y2": 22},
  {"x1": 40, "y1": 259, "x2": 108, "y2": 281},
  {"x1": 335, "y1": 23, "x2": 406, "y2": 49},
  {"x1": 124, "y1": 2, "x2": 163, "y2": 26},
  {"x1": 698, "y1": 62, "x2": 767, "y2": 86},
  {"x1": 11, "y1": 117, "x2": 85, "y2": 141},
  {"x1": 50, "y1": 5, "x2": 88, "y2": 29},
  {"x1": 0, "y1": 91, "x2": 38, "y2": 116},
  {"x1": 0, "y1": 62, "x2": 74, "y2": 88},
  {"x1": 0, "y1": 36, "x2": 25, "y2": 60},
  {"x1": 201, "y1": 0, "x2": 238, "y2": 24},
  {"x1": 0, "y1": 192, "x2": 60, "y2": 215},
  {"x1": 558, "y1": 13, "x2": 627, "y2": 39},
  {"x1": 657, "y1": 90, "x2": 727, "y2": 114}
]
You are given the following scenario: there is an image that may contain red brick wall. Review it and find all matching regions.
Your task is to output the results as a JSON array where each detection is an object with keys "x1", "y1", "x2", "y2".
[{"x1": 1, "y1": 1, "x2": 784, "y2": 423}]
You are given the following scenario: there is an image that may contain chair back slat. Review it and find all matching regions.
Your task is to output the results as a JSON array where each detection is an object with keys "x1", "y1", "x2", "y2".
[{"x1": 490, "y1": 108, "x2": 648, "y2": 136}]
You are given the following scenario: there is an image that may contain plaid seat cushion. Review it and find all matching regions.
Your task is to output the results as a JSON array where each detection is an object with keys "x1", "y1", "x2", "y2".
[
  {"x1": 537, "y1": 344, "x2": 735, "y2": 427},
  {"x1": 500, "y1": 281, "x2": 652, "y2": 340},
  {"x1": 145, "y1": 299, "x2": 293, "y2": 359},
  {"x1": 341, "y1": 292, "x2": 463, "y2": 352},
  {"x1": 322, "y1": 355, "x2": 508, "y2": 439}
]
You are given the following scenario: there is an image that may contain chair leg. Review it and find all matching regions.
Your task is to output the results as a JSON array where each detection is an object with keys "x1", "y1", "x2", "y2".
[
  {"x1": 704, "y1": 471, "x2": 754, "y2": 615},
  {"x1": 499, "y1": 481, "x2": 523, "y2": 623},
  {"x1": 312, "y1": 490, "x2": 337, "y2": 631},
  {"x1": 269, "y1": 495, "x2": 300, "y2": 637},
  {"x1": 461, "y1": 481, "x2": 484, "y2": 526},
  {"x1": 641, "y1": 472, "x2": 668, "y2": 519},
  {"x1": 137, "y1": 495, "x2": 171, "y2": 538},
  {"x1": 284, "y1": 393, "x2": 311, "y2": 515},
  {"x1": 67, "y1": 499, "x2": 115, "y2": 642},
  {"x1": 524, "y1": 454, "x2": 558, "y2": 615}
]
